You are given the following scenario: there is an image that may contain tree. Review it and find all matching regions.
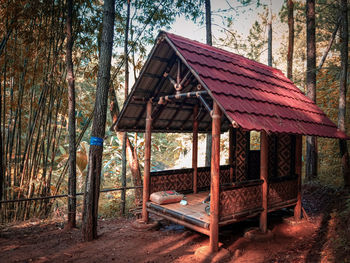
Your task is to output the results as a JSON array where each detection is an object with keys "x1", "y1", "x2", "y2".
[
  {"x1": 121, "y1": 0, "x2": 131, "y2": 214},
  {"x1": 287, "y1": 0, "x2": 294, "y2": 80},
  {"x1": 267, "y1": 1, "x2": 272, "y2": 67},
  {"x1": 305, "y1": 0, "x2": 317, "y2": 180},
  {"x1": 66, "y1": 0, "x2": 77, "y2": 229},
  {"x1": 82, "y1": 0, "x2": 115, "y2": 241},
  {"x1": 205, "y1": 0, "x2": 212, "y2": 167},
  {"x1": 338, "y1": 0, "x2": 350, "y2": 187}
]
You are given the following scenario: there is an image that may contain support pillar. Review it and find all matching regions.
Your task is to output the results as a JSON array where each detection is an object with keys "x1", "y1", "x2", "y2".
[
  {"x1": 294, "y1": 135, "x2": 302, "y2": 220},
  {"x1": 229, "y1": 126, "x2": 234, "y2": 182},
  {"x1": 192, "y1": 104, "x2": 198, "y2": 194},
  {"x1": 209, "y1": 102, "x2": 221, "y2": 253},
  {"x1": 259, "y1": 131, "x2": 268, "y2": 233},
  {"x1": 142, "y1": 100, "x2": 152, "y2": 223}
]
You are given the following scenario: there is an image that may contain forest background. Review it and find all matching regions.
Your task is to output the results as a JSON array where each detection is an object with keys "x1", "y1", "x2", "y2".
[{"x1": 0, "y1": 0, "x2": 349, "y2": 225}]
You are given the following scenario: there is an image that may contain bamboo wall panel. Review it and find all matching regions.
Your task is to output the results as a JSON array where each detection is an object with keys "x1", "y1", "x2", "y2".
[
  {"x1": 268, "y1": 179, "x2": 298, "y2": 207},
  {"x1": 197, "y1": 165, "x2": 231, "y2": 189},
  {"x1": 150, "y1": 168, "x2": 193, "y2": 193},
  {"x1": 197, "y1": 167, "x2": 210, "y2": 189},
  {"x1": 219, "y1": 184, "x2": 262, "y2": 219},
  {"x1": 150, "y1": 165, "x2": 232, "y2": 194},
  {"x1": 277, "y1": 134, "x2": 292, "y2": 177},
  {"x1": 268, "y1": 134, "x2": 278, "y2": 178},
  {"x1": 235, "y1": 128, "x2": 250, "y2": 182}
]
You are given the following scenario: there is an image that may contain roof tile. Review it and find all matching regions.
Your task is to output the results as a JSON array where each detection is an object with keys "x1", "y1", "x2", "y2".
[{"x1": 165, "y1": 32, "x2": 348, "y2": 139}]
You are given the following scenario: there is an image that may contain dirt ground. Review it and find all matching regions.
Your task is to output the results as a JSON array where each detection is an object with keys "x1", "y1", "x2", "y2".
[
  {"x1": 0, "y1": 212, "x2": 329, "y2": 263},
  {"x1": 1, "y1": 185, "x2": 348, "y2": 263}
]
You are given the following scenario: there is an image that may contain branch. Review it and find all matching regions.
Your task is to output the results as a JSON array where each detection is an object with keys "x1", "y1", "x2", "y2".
[{"x1": 317, "y1": 16, "x2": 341, "y2": 71}]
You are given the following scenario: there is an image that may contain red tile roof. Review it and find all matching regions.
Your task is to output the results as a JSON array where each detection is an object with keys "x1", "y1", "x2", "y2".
[{"x1": 165, "y1": 32, "x2": 348, "y2": 139}]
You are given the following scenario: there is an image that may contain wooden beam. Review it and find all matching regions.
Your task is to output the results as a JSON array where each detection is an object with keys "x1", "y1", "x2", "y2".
[
  {"x1": 229, "y1": 126, "x2": 235, "y2": 182},
  {"x1": 193, "y1": 104, "x2": 199, "y2": 194},
  {"x1": 259, "y1": 131, "x2": 269, "y2": 233},
  {"x1": 154, "y1": 90, "x2": 207, "y2": 103},
  {"x1": 294, "y1": 135, "x2": 302, "y2": 220},
  {"x1": 209, "y1": 102, "x2": 221, "y2": 253},
  {"x1": 198, "y1": 95, "x2": 212, "y2": 114},
  {"x1": 142, "y1": 100, "x2": 152, "y2": 223}
]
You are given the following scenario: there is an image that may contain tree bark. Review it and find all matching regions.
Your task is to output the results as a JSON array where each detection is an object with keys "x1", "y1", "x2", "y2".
[
  {"x1": 306, "y1": 0, "x2": 317, "y2": 180},
  {"x1": 268, "y1": 1, "x2": 272, "y2": 67},
  {"x1": 318, "y1": 17, "x2": 341, "y2": 71},
  {"x1": 287, "y1": 0, "x2": 294, "y2": 80},
  {"x1": 205, "y1": 0, "x2": 212, "y2": 167},
  {"x1": 121, "y1": 0, "x2": 131, "y2": 215},
  {"x1": 0, "y1": 74, "x2": 3, "y2": 203},
  {"x1": 66, "y1": 0, "x2": 76, "y2": 229},
  {"x1": 338, "y1": 0, "x2": 350, "y2": 188},
  {"x1": 82, "y1": 0, "x2": 115, "y2": 241}
]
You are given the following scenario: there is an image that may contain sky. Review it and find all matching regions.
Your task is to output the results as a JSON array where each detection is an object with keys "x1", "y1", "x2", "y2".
[{"x1": 171, "y1": 0, "x2": 285, "y2": 45}]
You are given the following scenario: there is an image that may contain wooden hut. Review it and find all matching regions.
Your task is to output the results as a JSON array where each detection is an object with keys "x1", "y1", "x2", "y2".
[{"x1": 114, "y1": 31, "x2": 348, "y2": 253}]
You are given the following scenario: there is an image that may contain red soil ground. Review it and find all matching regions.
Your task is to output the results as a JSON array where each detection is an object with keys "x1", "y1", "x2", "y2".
[
  {"x1": 0, "y1": 214, "x2": 318, "y2": 263},
  {"x1": 1, "y1": 185, "x2": 348, "y2": 263}
]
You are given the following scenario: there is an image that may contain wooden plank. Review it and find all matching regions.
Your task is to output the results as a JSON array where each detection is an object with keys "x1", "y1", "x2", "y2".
[{"x1": 155, "y1": 192, "x2": 210, "y2": 224}]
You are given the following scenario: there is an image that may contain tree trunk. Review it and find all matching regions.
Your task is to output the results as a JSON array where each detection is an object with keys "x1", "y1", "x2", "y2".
[
  {"x1": 205, "y1": 0, "x2": 212, "y2": 167},
  {"x1": 0, "y1": 75, "x2": 3, "y2": 203},
  {"x1": 82, "y1": 0, "x2": 115, "y2": 241},
  {"x1": 306, "y1": 0, "x2": 317, "y2": 180},
  {"x1": 109, "y1": 86, "x2": 142, "y2": 204},
  {"x1": 268, "y1": 1, "x2": 272, "y2": 67},
  {"x1": 121, "y1": 0, "x2": 131, "y2": 215},
  {"x1": 287, "y1": 0, "x2": 294, "y2": 80},
  {"x1": 318, "y1": 17, "x2": 341, "y2": 71},
  {"x1": 338, "y1": 0, "x2": 350, "y2": 188},
  {"x1": 66, "y1": 0, "x2": 76, "y2": 229}
]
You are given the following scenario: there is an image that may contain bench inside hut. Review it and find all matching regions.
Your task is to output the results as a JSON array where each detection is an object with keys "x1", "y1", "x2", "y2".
[{"x1": 114, "y1": 31, "x2": 349, "y2": 253}]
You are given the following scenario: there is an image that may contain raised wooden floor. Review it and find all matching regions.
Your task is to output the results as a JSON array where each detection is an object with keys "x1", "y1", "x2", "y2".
[{"x1": 147, "y1": 191, "x2": 210, "y2": 232}]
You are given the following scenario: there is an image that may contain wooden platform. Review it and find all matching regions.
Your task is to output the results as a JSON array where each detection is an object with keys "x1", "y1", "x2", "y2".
[{"x1": 147, "y1": 191, "x2": 210, "y2": 231}]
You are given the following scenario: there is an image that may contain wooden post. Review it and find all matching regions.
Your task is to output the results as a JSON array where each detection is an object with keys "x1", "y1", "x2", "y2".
[
  {"x1": 229, "y1": 126, "x2": 234, "y2": 182},
  {"x1": 192, "y1": 104, "x2": 198, "y2": 194},
  {"x1": 294, "y1": 135, "x2": 302, "y2": 220},
  {"x1": 142, "y1": 100, "x2": 152, "y2": 223},
  {"x1": 209, "y1": 102, "x2": 221, "y2": 253},
  {"x1": 259, "y1": 131, "x2": 268, "y2": 233}
]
